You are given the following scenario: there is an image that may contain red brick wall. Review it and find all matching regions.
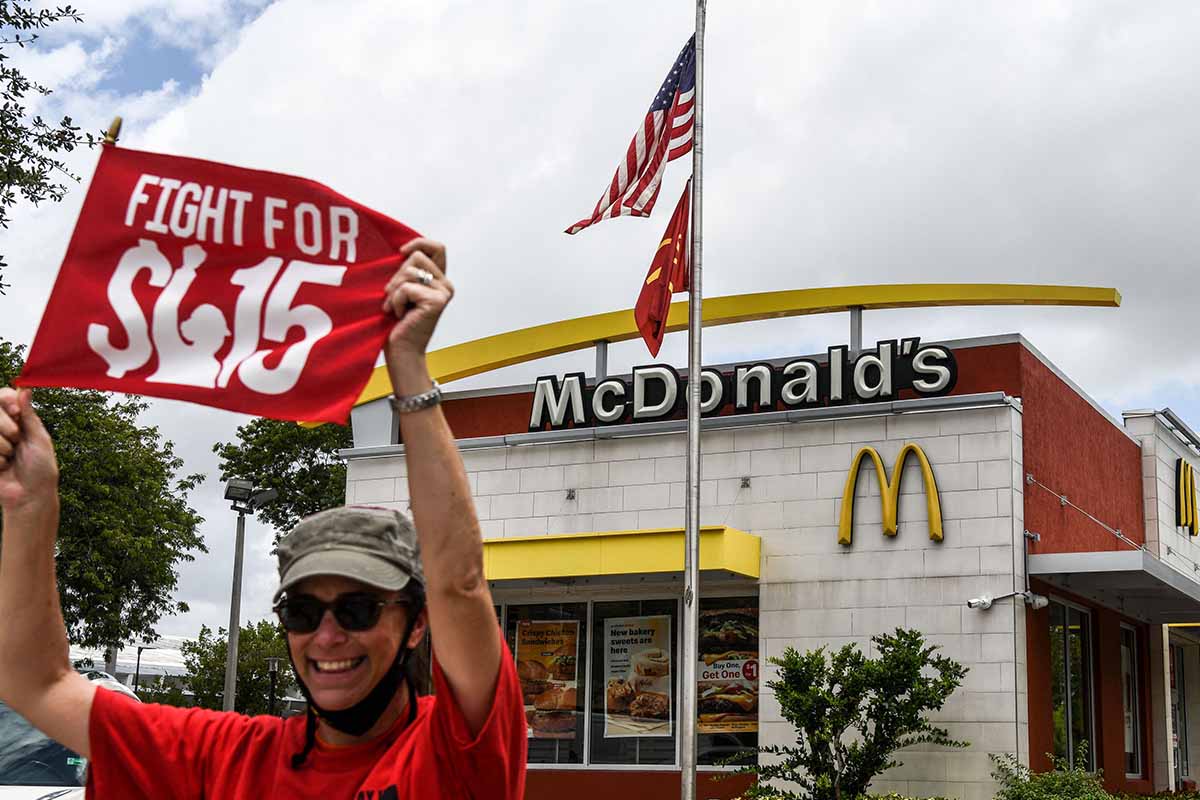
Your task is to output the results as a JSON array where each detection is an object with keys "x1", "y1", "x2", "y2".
[
  {"x1": 1026, "y1": 595, "x2": 1055, "y2": 774},
  {"x1": 1018, "y1": 348, "x2": 1144, "y2": 553}
]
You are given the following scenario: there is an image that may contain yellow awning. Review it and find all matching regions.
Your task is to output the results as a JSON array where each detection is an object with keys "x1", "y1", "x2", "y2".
[{"x1": 483, "y1": 526, "x2": 760, "y2": 582}]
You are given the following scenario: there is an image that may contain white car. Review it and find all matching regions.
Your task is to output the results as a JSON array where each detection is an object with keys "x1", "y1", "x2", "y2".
[{"x1": 0, "y1": 675, "x2": 137, "y2": 799}]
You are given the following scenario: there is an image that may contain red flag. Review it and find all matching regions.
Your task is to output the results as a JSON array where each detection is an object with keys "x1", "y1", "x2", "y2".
[
  {"x1": 17, "y1": 145, "x2": 419, "y2": 424},
  {"x1": 634, "y1": 179, "x2": 690, "y2": 356}
]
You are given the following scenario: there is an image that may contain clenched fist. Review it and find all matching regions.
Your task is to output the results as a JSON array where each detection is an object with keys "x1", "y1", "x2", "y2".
[
  {"x1": 0, "y1": 388, "x2": 59, "y2": 512},
  {"x1": 380, "y1": 238, "x2": 454, "y2": 358}
]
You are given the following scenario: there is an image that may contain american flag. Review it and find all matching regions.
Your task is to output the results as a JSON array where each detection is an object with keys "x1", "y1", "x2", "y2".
[{"x1": 565, "y1": 35, "x2": 696, "y2": 235}]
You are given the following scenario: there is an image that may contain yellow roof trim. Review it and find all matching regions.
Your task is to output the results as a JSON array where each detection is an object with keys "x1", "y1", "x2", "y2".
[
  {"x1": 353, "y1": 283, "x2": 1120, "y2": 409},
  {"x1": 482, "y1": 525, "x2": 760, "y2": 582}
]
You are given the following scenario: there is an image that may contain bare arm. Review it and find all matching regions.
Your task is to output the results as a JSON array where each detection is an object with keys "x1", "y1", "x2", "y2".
[
  {"x1": 382, "y1": 239, "x2": 500, "y2": 736},
  {"x1": 0, "y1": 388, "x2": 97, "y2": 757}
]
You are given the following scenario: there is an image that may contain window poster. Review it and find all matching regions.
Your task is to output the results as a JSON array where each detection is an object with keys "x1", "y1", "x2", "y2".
[
  {"x1": 604, "y1": 615, "x2": 672, "y2": 738},
  {"x1": 697, "y1": 608, "x2": 759, "y2": 734},
  {"x1": 515, "y1": 620, "x2": 580, "y2": 740}
]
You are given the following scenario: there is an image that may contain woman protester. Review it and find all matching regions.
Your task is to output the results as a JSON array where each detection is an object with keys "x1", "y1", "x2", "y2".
[{"x1": 0, "y1": 239, "x2": 527, "y2": 798}]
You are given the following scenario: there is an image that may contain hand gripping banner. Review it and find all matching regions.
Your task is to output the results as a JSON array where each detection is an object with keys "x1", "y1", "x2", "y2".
[{"x1": 18, "y1": 144, "x2": 419, "y2": 423}]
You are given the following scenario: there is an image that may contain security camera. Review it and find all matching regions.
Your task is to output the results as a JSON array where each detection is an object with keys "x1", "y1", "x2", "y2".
[
  {"x1": 1024, "y1": 593, "x2": 1049, "y2": 610},
  {"x1": 966, "y1": 596, "x2": 992, "y2": 610}
]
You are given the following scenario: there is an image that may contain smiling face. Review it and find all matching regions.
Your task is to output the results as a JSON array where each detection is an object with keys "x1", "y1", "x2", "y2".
[{"x1": 285, "y1": 574, "x2": 426, "y2": 712}]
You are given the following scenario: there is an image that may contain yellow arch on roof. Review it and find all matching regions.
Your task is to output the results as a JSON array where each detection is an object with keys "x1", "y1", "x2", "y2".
[{"x1": 352, "y1": 283, "x2": 1120, "y2": 409}]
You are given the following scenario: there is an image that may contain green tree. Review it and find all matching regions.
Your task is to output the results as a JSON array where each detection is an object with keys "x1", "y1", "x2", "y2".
[
  {"x1": 0, "y1": 2, "x2": 97, "y2": 293},
  {"x1": 136, "y1": 679, "x2": 190, "y2": 707},
  {"x1": 213, "y1": 417, "x2": 352, "y2": 540},
  {"x1": 180, "y1": 619, "x2": 293, "y2": 716},
  {"x1": 738, "y1": 628, "x2": 968, "y2": 800},
  {"x1": 0, "y1": 340, "x2": 206, "y2": 649}
]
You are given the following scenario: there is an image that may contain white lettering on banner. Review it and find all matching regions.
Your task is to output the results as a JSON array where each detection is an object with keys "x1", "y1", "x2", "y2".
[
  {"x1": 168, "y1": 182, "x2": 204, "y2": 239},
  {"x1": 228, "y1": 190, "x2": 253, "y2": 247},
  {"x1": 195, "y1": 186, "x2": 229, "y2": 244},
  {"x1": 235, "y1": 260, "x2": 346, "y2": 395},
  {"x1": 263, "y1": 197, "x2": 288, "y2": 249},
  {"x1": 124, "y1": 175, "x2": 159, "y2": 227},
  {"x1": 147, "y1": 244, "x2": 229, "y2": 388},
  {"x1": 123, "y1": 175, "x2": 361, "y2": 261},
  {"x1": 145, "y1": 177, "x2": 181, "y2": 234},
  {"x1": 329, "y1": 207, "x2": 358, "y2": 263},
  {"x1": 87, "y1": 239, "x2": 172, "y2": 378},
  {"x1": 87, "y1": 240, "x2": 346, "y2": 394}
]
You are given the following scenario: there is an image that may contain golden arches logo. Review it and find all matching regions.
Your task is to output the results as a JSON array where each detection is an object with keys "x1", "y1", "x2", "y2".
[
  {"x1": 1179, "y1": 458, "x2": 1198, "y2": 536},
  {"x1": 837, "y1": 443, "x2": 943, "y2": 546}
]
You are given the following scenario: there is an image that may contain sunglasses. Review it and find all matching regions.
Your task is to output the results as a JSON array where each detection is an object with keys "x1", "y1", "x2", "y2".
[{"x1": 274, "y1": 592, "x2": 410, "y2": 634}]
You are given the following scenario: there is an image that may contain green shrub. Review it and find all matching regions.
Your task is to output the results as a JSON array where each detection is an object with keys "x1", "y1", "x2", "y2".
[
  {"x1": 991, "y1": 744, "x2": 1112, "y2": 800},
  {"x1": 870, "y1": 794, "x2": 953, "y2": 800},
  {"x1": 733, "y1": 628, "x2": 967, "y2": 800}
]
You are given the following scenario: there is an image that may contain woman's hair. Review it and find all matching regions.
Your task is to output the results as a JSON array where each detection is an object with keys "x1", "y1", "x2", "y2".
[{"x1": 401, "y1": 582, "x2": 432, "y2": 695}]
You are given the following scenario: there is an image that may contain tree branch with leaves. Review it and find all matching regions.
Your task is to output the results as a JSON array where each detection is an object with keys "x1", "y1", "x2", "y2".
[
  {"x1": 213, "y1": 417, "x2": 352, "y2": 542},
  {"x1": 0, "y1": 340, "x2": 206, "y2": 649},
  {"x1": 0, "y1": 2, "x2": 97, "y2": 294}
]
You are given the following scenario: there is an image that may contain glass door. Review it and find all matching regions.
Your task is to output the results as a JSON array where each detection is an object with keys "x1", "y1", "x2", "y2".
[{"x1": 1173, "y1": 644, "x2": 1189, "y2": 784}]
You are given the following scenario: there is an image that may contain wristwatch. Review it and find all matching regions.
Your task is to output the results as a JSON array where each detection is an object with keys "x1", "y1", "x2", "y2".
[{"x1": 390, "y1": 381, "x2": 442, "y2": 413}]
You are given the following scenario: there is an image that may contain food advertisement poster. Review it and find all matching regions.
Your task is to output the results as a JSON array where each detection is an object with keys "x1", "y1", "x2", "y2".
[
  {"x1": 603, "y1": 615, "x2": 672, "y2": 738},
  {"x1": 697, "y1": 608, "x2": 759, "y2": 733},
  {"x1": 515, "y1": 620, "x2": 579, "y2": 740}
]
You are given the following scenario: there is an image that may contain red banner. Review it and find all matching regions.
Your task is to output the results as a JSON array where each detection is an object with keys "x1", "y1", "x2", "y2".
[
  {"x1": 634, "y1": 179, "x2": 690, "y2": 357},
  {"x1": 18, "y1": 145, "x2": 419, "y2": 423}
]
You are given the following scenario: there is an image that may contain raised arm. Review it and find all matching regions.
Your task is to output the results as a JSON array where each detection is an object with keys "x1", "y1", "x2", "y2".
[
  {"x1": 381, "y1": 238, "x2": 501, "y2": 736},
  {"x1": 0, "y1": 388, "x2": 97, "y2": 757}
]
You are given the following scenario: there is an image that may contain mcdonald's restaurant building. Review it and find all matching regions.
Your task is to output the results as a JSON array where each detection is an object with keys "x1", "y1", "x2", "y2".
[{"x1": 340, "y1": 287, "x2": 1200, "y2": 799}]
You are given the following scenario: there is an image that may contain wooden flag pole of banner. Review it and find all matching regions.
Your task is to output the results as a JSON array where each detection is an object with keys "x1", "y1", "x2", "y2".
[{"x1": 17, "y1": 142, "x2": 420, "y2": 424}]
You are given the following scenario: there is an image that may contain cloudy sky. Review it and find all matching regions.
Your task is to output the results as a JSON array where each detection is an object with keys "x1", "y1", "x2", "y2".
[{"x1": 2, "y1": 0, "x2": 1198, "y2": 641}]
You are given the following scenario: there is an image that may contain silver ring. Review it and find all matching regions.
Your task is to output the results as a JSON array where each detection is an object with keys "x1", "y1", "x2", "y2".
[{"x1": 414, "y1": 268, "x2": 434, "y2": 287}]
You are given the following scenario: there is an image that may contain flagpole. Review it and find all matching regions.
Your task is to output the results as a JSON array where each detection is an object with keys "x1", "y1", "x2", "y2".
[{"x1": 680, "y1": 3, "x2": 705, "y2": 800}]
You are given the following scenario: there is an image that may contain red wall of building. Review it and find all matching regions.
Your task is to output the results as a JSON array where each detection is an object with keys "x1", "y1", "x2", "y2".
[
  {"x1": 525, "y1": 770, "x2": 753, "y2": 800},
  {"x1": 1018, "y1": 348, "x2": 1145, "y2": 553},
  {"x1": 1025, "y1": 580, "x2": 1155, "y2": 794}
]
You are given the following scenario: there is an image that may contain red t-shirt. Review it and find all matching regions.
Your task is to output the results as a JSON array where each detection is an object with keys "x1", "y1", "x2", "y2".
[{"x1": 85, "y1": 647, "x2": 526, "y2": 799}]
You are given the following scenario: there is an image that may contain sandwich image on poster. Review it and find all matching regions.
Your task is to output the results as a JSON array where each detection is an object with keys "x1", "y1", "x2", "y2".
[
  {"x1": 515, "y1": 620, "x2": 580, "y2": 739},
  {"x1": 604, "y1": 615, "x2": 672, "y2": 738},
  {"x1": 697, "y1": 608, "x2": 759, "y2": 733}
]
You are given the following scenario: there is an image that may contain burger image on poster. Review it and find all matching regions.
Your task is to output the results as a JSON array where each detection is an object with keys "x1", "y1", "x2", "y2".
[
  {"x1": 548, "y1": 643, "x2": 576, "y2": 681},
  {"x1": 529, "y1": 686, "x2": 577, "y2": 735},
  {"x1": 517, "y1": 659, "x2": 552, "y2": 705}
]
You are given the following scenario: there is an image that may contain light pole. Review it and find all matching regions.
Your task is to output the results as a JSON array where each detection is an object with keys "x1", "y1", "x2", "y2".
[
  {"x1": 133, "y1": 644, "x2": 157, "y2": 694},
  {"x1": 266, "y1": 657, "x2": 282, "y2": 716},
  {"x1": 222, "y1": 479, "x2": 277, "y2": 712}
]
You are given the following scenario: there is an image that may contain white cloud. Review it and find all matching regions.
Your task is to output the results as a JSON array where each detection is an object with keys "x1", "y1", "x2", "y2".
[{"x1": 6, "y1": 0, "x2": 1200, "y2": 639}]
